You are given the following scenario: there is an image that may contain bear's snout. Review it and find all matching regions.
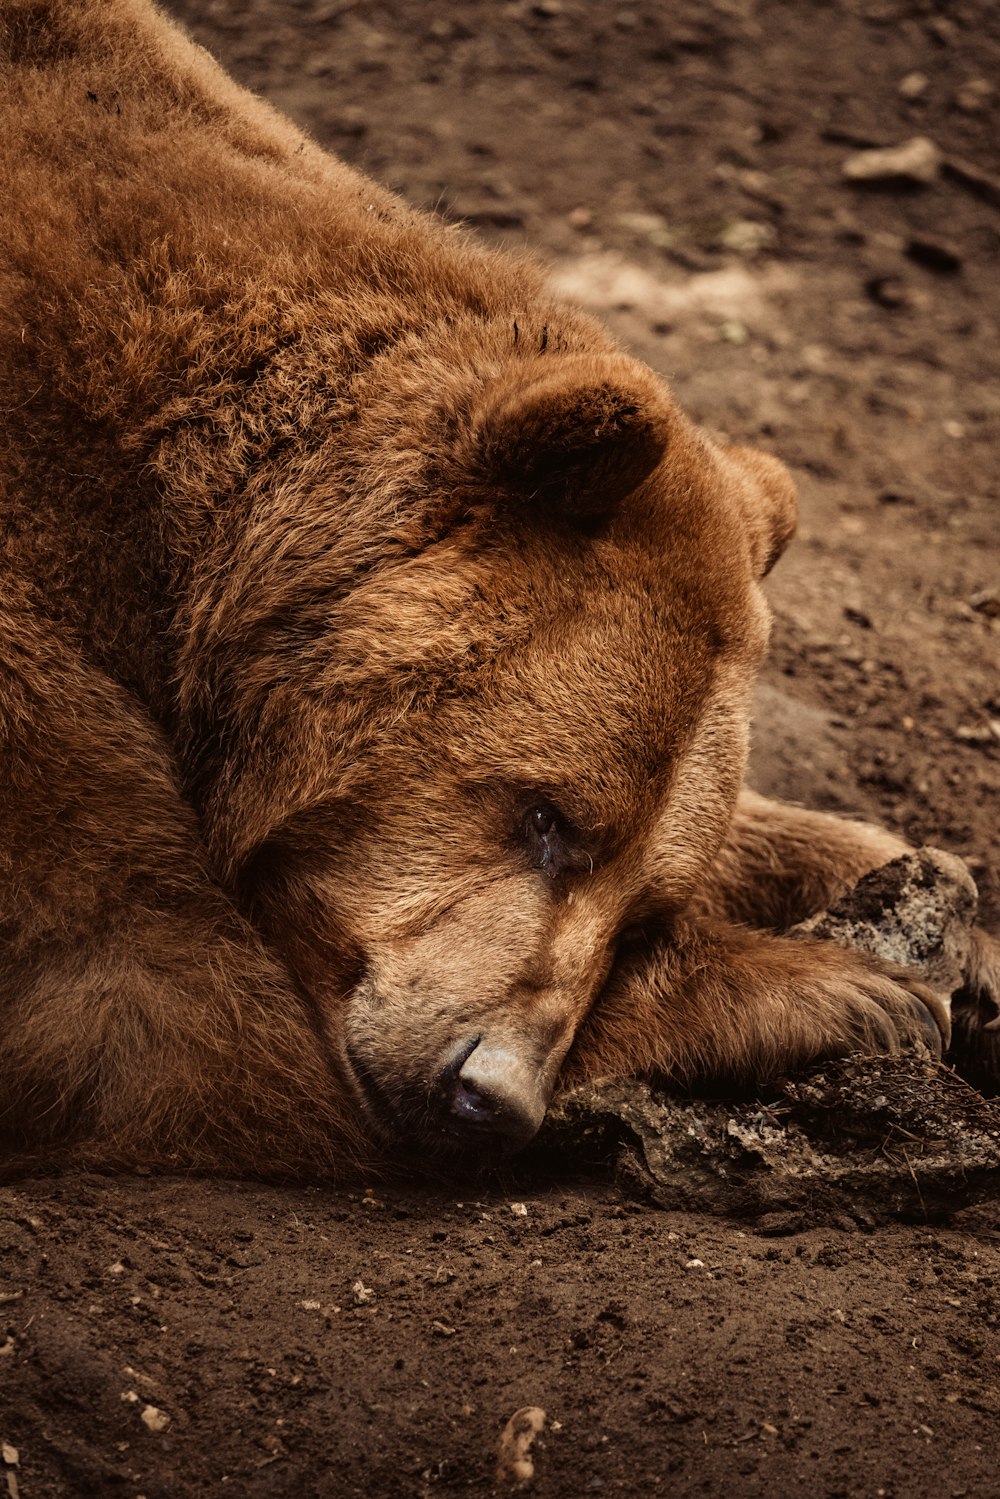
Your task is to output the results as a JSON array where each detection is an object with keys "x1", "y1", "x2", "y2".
[{"x1": 437, "y1": 1036, "x2": 548, "y2": 1151}]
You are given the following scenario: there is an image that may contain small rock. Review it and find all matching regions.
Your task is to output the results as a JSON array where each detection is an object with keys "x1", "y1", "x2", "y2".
[
  {"x1": 927, "y1": 16, "x2": 956, "y2": 44},
  {"x1": 684, "y1": 1258, "x2": 706, "y2": 1270},
  {"x1": 567, "y1": 206, "x2": 592, "y2": 229},
  {"x1": 510, "y1": 1202, "x2": 529, "y2": 1216},
  {"x1": 352, "y1": 1280, "x2": 374, "y2": 1305},
  {"x1": 955, "y1": 722, "x2": 1000, "y2": 746},
  {"x1": 954, "y1": 79, "x2": 993, "y2": 114},
  {"x1": 717, "y1": 218, "x2": 775, "y2": 253},
  {"x1": 140, "y1": 1405, "x2": 169, "y2": 1433},
  {"x1": 797, "y1": 847, "x2": 976, "y2": 995},
  {"x1": 497, "y1": 1406, "x2": 547, "y2": 1485},
  {"x1": 899, "y1": 71, "x2": 929, "y2": 101},
  {"x1": 842, "y1": 136, "x2": 942, "y2": 186}
]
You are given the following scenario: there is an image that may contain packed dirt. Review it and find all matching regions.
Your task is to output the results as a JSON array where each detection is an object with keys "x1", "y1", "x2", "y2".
[{"x1": 2, "y1": 1, "x2": 999, "y2": 1494}]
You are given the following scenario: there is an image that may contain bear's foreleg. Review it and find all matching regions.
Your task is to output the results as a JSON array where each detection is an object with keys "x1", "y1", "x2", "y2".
[
  {"x1": 559, "y1": 914, "x2": 950, "y2": 1093},
  {"x1": 691, "y1": 788, "x2": 1000, "y2": 1047}
]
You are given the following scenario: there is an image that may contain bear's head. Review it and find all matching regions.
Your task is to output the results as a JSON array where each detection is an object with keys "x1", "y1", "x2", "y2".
[{"x1": 216, "y1": 344, "x2": 796, "y2": 1166}]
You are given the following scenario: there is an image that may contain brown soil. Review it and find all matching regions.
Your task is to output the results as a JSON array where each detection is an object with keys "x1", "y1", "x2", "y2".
[{"x1": 3, "y1": 2, "x2": 999, "y2": 1495}]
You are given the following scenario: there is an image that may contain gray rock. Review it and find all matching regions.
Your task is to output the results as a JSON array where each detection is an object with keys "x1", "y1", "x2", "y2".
[
  {"x1": 842, "y1": 136, "x2": 942, "y2": 185},
  {"x1": 792, "y1": 846, "x2": 977, "y2": 997}
]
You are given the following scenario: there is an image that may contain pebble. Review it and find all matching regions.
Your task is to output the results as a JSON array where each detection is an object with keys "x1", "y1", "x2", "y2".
[
  {"x1": 510, "y1": 1202, "x2": 529, "y2": 1217},
  {"x1": 899, "y1": 71, "x2": 929, "y2": 101},
  {"x1": 496, "y1": 1406, "x2": 547, "y2": 1485},
  {"x1": 684, "y1": 1258, "x2": 706, "y2": 1270},
  {"x1": 954, "y1": 79, "x2": 993, "y2": 114},
  {"x1": 927, "y1": 16, "x2": 956, "y2": 44},
  {"x1": 842, "y1": 136, "x2": 942, "y2": 185},
  {"x1": 954, "y1": 723, "x2": 999, "y2": 746},
  {"x1": 140, "y1": 1405, "x2": 170, "y2": 1434},
  {"x1": 717, "y1": 218, "x2": 775, "y2": 253}
]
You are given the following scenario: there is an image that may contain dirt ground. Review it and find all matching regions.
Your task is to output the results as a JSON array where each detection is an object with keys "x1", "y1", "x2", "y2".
[{"x1": 3, "y1": 1, "x2": 999, "y2": 1494}]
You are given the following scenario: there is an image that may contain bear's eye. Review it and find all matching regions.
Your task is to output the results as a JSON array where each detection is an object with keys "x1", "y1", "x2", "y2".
[
  {"x1": 618, "y1": 923, "x2": 647, "y2": 948},
  {"x1": 616, "y1": 922, "x2": 653, "y2": 960},
  {"x1": 523, "y1": 802, "x2": 562, "y2": 869}
]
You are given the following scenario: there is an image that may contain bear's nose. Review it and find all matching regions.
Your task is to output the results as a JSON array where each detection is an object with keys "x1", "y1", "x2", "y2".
[{"x1": 438, "y1": 1039, "x2": 548, "y2": 1150}]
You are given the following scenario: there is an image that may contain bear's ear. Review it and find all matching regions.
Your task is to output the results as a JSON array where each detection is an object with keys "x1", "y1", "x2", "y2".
[
  {"x1": 723, "y1": 444, "x2": 798, "y2": 576},
  {"x1": 461, "y1": 353, "x2": 673, "y2": 522}
]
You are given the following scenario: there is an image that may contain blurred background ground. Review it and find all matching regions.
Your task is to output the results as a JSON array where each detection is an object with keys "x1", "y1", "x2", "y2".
[{"x1": 3, "y1": 2, "x2": 999, "y2": 1495}]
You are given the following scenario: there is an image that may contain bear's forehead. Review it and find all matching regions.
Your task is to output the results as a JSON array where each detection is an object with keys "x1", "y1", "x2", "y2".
[
  {"x1": 403, "y1": 538, "x2": 756, "y2": 837},
  {"x1": 341, "y1": 503, "x2": 761, "y2": 835},
  {"x1": 466, "y1": 608, "x2": 719, "y2": 799}
]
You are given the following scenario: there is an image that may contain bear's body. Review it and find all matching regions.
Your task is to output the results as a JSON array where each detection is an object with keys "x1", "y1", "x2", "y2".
[{"x1": 1, "y1": 0, "x2": 988, "y2": 1176}]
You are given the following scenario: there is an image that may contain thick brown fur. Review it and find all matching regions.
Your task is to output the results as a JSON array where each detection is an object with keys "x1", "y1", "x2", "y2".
[{"x1": 0, "y1": 0, "x2": 992, "y2": 1178}]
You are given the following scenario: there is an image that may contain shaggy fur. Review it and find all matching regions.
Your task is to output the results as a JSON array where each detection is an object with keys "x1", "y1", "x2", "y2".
[{"x1": 1, "y1": 0, "x2": 992, "y2": 1177}]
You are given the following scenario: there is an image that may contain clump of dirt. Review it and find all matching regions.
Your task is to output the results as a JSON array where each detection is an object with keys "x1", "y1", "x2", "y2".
[
  {"x1": 545, "y1": 1056, "x2": 1000, "y2": 1226},
  {"x1": 4, "y1": 2, "x2": 999, "y2": 1495}
]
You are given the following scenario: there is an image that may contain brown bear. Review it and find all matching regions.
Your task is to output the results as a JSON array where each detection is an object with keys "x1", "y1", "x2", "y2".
[{"x1": 0, "y1": 0, "x2": 995, "y2": 1178}]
